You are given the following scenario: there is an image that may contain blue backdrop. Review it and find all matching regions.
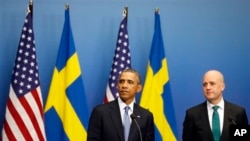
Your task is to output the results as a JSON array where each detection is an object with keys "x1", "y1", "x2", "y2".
[{"x1": 0, "y1": 0, "x2": 249, "y2": 140}]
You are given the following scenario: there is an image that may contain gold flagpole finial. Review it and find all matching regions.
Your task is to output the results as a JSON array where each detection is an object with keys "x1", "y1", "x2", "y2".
[
  {"x1": 123, "y1": 6, "x2": 128, "y2": 17},
  {"x1": 155, "y1": 7, "x2": 159, "y2": 14},
  {"x1": 65, "y1": 3, "x2": 70, "y2": 10},
  {"x1": 29, "y1": 0, "x2": 33, "y2": 6}
]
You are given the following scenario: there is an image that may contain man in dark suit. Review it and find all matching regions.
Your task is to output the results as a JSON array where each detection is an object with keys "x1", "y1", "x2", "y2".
[
  {"x1": 87, "y1": 68, "x2": 155, "y2": 141},
  {"x1": 182, "y1": 70, "x2": 248, "y2": 141}
]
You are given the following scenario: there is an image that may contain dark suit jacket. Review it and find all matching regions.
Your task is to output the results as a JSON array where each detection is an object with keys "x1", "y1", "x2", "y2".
[
  {"x1": 87, "y1": 99, "x2": 155, "y2": 141},
  {"x1": 182, "y1": 100, "x2": 248, "y2": 141}
]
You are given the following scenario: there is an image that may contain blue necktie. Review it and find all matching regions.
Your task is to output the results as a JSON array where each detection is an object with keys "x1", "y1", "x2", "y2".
[
  {"x1": 212, "y1": 106, "x2": 220, "y2": 141},
  {"x1": 123, "y1": 106, "x2": 130, "y2": 141}
]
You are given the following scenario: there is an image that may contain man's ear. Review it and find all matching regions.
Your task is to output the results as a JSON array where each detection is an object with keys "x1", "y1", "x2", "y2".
[
  {"x1": 137, "y1": 84, "x2": 142, "y2": 93},
  {"x1": 221, "y1": 83, "x2": 225, "y2": 91}
]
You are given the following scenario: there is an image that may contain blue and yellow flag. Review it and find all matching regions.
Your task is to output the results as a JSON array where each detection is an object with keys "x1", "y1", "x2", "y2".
[
  {"x1": 140, "y1": 9, "x2": 178, "y2": 141},
  {"x1": 44, "y1": 6, "x2": 89, "y2": 141}
]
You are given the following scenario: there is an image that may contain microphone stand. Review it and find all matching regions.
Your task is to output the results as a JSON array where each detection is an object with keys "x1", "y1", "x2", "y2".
[
  {"x1": 130, "y1": 114, "x2": 143, "y2": 141},
  {"x1": 228, "y1": 117, "x2": 237, "y2": 125}
]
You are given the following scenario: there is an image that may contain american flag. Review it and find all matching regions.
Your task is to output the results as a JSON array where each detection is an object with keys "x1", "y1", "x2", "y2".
[
  {"x1": 1, "y1": 3, "x2": 46, "y2": 141},
  {"x1": 104, "y1": 7, "x2": 131, "y2": 103}
]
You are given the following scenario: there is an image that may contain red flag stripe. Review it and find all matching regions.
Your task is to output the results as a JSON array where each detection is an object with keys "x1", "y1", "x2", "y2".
[
  {"x1": 105, "y1": 85, "x2": 115, "y2": 103},
  {"x1": 3, "y1": 106, "x2": 25, "y2": 140},
  {"x1": 20, "y1": 89, "x2": 45, "y2": 141},
  {"x1": 6, "y1": 97, "x2": 33, "y2": 141},
  {"x1": 3, "y1": 87, "x2": 45, "y2": 141},
  {"x1": 3, "y1": 119, "x2": 16, "y2": 141},
  {"x1": 31, "y1": 88, "x2": 44, "y2": 119}
]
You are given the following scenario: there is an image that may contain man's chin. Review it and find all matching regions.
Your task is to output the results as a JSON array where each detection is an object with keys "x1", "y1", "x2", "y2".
[
  {"x1": 205, "y1": 93, "x2": 214, "y2": 97},
  {"x1": 205, "y1": 96, "x2": 215, "y2": 101}
]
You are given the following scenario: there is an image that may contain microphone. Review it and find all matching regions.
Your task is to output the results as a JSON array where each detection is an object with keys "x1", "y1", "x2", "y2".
[
  {"x1": 130, "y1": 114, "x2": 143, "y2": 141},
  {"x1": 228, "y1": 116, "x2": 237, "y2": 125}
]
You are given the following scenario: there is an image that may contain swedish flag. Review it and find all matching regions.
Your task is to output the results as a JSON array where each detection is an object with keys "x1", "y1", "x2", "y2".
[
  {"x1": 44, "y1": 7, "x2": 89, "y2": 141},
  {"x1": 140, "y1": 9, "x2": 178, "y2": 141}
]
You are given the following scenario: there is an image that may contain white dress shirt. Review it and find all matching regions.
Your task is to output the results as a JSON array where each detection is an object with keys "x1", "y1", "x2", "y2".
[
  {"x1": 207, "y1": 98, "x2": 224, "y2": 134},
  {"x1": 118, "y1": 97, "x2": 134, "y2": 123}
]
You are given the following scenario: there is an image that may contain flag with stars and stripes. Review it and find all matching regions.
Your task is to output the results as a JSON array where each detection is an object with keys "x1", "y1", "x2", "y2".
[
  {"x1": 104, "y1": 8, "x2": 131, "y2": 103},
  {"x1": 1, "y1": 3, "x2": 46, "y2": 141}
]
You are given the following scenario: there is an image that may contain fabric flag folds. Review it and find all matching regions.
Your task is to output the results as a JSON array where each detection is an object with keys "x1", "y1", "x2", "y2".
[
  {"x1": 104, "y1": 7, "x2": 131, "y2": 103},
  {"x1": 44, "y1": 7, "x2": 89, "y2": 141},
  {"x1": 1, "y1": 3, "x2": 46, "y2": 141},
  {"x1": 139, "y1": 10, "x2": 178, "y2": 141}
]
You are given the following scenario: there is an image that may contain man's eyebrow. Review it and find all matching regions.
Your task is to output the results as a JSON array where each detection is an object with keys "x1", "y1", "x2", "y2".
[{"x1": 127, "y1": 79, "x2": 134, "y2": 82}]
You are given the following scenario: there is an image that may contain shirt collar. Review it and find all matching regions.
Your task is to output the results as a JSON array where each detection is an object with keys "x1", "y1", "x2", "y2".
[
  {"x1": 207, "y1": 98, "x2": 225, "y2": 110},
  {"x1": 118, "y1": 97, "x2": 135, "y2": 112}
]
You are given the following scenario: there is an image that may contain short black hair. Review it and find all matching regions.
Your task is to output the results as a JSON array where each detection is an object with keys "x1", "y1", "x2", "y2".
[{"x1": 120, "y1": 68, "x2": 141, "y2": 84}]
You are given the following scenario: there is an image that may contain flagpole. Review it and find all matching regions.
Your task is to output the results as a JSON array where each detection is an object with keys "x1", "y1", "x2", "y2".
[{"x1": 29, "y1": 0, "x2": 33, "y2": 17}]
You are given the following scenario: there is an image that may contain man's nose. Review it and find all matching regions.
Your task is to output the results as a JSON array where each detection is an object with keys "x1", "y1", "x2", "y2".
[
  {"x1": 205, "y1": 84, "x2": 211, "y2": 89},
  {"x1": 121, "y1": 82, "x2": 128, "y2": 87}
]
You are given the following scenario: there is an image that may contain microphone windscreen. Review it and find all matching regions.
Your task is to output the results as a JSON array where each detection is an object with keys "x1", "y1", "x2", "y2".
[{"x1": 130, "y1": 114, "x2": 136, "y2": 120}]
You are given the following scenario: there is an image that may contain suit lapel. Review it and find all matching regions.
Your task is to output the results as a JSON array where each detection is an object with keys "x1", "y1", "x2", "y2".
[
  {"x1": 199, "y1": 102, "x2": 214, "y2": 140},
  {"x1": 128, "y1": 104, "x2": 141, "y2": 141},
  {"x1": 221, "y1": 101, "x2": 231, "y2": 141},
  {"x1": 109, "y1": 100, "x2": 125, "y2": 141}
]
